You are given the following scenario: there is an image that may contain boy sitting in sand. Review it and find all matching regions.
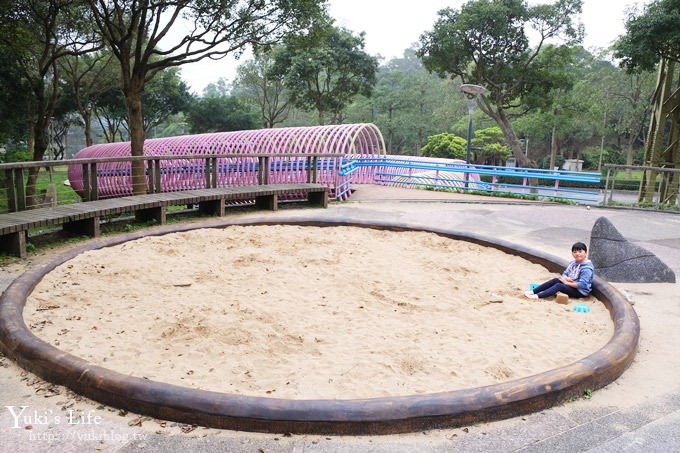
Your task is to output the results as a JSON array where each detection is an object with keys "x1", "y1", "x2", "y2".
[{"x1": 525, "y1": 242, "x2": 594, "y2": 300}]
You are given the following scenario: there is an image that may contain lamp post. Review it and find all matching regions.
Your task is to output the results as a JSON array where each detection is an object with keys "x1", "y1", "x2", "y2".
[{"x1": 460, "y1": 84, "x2": 487, "y2": 187}]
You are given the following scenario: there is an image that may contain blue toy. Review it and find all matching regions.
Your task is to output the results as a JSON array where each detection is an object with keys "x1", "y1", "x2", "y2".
[
  {"x1": 528, "y1": 283, "x2": 539, "y2": 291},
  {"x1": 573, "y1": 304, "x2": 591, "y2": 313}
]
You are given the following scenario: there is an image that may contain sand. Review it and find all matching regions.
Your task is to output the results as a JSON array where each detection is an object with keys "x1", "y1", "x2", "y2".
[{"x1": 24, "y1": 225, "x2": 613, "y2": 400}]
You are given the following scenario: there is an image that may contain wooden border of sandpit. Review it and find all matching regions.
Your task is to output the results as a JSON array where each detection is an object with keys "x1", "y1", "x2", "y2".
[{"x1": 0, "y1": 218, "x2": 640, "y2": 435}]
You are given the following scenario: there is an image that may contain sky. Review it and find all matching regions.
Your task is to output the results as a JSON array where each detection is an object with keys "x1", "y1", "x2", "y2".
[{"x1": 179, "y1": 0, "x2": 649, "y2": 94}]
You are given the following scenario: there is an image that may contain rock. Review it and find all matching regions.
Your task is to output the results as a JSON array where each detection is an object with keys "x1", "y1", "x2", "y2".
[{"x1": 589, "y1": 217, "x2": 676, "y2": 283}]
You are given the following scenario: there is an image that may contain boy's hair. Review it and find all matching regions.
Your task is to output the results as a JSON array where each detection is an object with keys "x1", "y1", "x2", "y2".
[{"x1": 572, "y1": 241, "x2": 588, "y2": 252}]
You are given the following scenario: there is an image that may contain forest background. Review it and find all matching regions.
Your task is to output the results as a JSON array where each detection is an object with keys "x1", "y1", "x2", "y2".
[{"x1": 0, "y1": 0, "x2": 671, "y2": 177}]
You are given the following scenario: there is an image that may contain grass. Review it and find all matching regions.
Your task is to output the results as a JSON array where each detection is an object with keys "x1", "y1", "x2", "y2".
[
  {"x1": 35, "y1": 166, "x2": 81, "y2": 205},
  {"x1": 611, "y1": 169, "x2": 645, "y2": 181},
  {"x1": 1, "y1": 166, "x2": 81, "y2": 212}
]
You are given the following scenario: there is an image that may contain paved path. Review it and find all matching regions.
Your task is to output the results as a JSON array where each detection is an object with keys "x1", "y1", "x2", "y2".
[{"x1": 1, "y1": 185, "x2": 679, "y2": 452}]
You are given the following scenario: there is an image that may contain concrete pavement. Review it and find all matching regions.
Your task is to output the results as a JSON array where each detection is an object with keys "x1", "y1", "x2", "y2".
[{"x1": 1, "y1": 184, "x2": 679, "y2": 452}]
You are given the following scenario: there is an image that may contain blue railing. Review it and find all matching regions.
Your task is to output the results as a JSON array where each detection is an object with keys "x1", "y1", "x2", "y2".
[{"x1": 340, "y1": 156, "x2": 601, "y2": 203}]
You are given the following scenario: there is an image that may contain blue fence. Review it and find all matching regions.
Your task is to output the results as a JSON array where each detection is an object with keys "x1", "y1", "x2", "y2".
[{"x1": 340, "y1": 156, "x2": 601, "y2": 203}]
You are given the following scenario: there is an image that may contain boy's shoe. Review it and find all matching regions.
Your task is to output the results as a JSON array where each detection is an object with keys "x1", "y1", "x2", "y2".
[{"x1": 524, "y1": 291, "x2": 538, "y2": 299}]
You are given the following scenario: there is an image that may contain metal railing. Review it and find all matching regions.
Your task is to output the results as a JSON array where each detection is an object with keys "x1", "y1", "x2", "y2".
[
  {"x1": 603, "y1": 164, "x2": 680, "y2": 208},
  {"x1": 342, "y1": 156, "x2": 601, "y2": 203}
]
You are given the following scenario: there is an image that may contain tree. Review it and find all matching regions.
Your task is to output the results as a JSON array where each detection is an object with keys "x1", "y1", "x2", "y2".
[
  {"x1": 418, "y1": 0, "x2": 583, "y2": 167},
  {"x1": 271, "y1": 25, "x2": 379, "y2": 125},
  {"x1": 472, "y1": 127, "x2": 511, "y2": 165},
  {"x1": 0, "y1": 0, "x2": 101, "y2": 206},
  {"x1": 615, "y1": 0, "x2": 680, "y2": 203},
  {"x1": 421, "y1": 133, "x2": 467, "y2": 159},
  {"x1": 0, "y1": 43, "x2": 32, "y2": 143},
  {"x1": 60, "y1": 50, "x2": 119, "y2": 146},
  {"x1": 233, "y1": 48, "x2": 291, "y2": 128},
  {"x1": 614, "y1": 0, "x2": 680, "y2": 72},
  {"x1": 141, "y1": 67, "x2": 192, "y2": 136},
  {"x1": 604, "y1": 69, "x2": 656, "y2": 176},
  {"x1": 86, "y1": 0, "x2": 326, "y2": 194},
  {"x1": 187, "y1": 95, "x2": 258, "y2": 133},
  {"x1": 95, "y1": 84, "x2": 128, "y2": 142}
]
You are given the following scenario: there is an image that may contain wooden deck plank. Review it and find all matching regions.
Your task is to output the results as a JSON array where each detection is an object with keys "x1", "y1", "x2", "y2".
[{"x1": 1, "y1": 183, "x2": 328, "y2": 257}]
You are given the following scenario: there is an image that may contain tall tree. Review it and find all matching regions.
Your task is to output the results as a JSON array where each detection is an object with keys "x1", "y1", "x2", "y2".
[
  {"x1": 614, "y1": 0, "x2": 680, "y2": 72},
  {"x1": 0, "y1": 42, "x2": 32, "y2": 144},
  {"x1": 86, "y1": 0, "x2": 327, "y2": 194},
  {"x1": 233, "y1": 48, "x2": 291, "y2": 128},
  {"x1": 615, "y1": 0, "x2": 680, "y2": 203},
  {"x1": 0, "y1": 0, "x2": 101, "y2": 206},
  {"x1": 418, "y1": 0, "x2": 583, "y2": 167},
  {"x1": 271, "y1": 25, "x2": 379, "y2": 125},
  {"x1": 60, "y1": 50, "x2": 119, "y2": 146}
]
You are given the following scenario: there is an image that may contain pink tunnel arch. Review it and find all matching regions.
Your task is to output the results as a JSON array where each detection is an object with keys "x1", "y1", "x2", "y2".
[{"x1": 68, "y1": 123, "x2": 386, "y2": 200}]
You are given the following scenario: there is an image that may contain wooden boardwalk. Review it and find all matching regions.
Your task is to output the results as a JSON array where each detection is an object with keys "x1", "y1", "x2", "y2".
[{"x1": 0, "y1": 183, "x2": 328, "y2": 258}]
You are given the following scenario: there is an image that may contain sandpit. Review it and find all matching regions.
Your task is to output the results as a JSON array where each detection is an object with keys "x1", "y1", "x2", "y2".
[{"x1": 24, "y1": 225, "x2": 613, "y2": 400}]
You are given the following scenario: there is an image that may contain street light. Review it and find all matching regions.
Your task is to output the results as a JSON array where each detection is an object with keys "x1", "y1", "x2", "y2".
[{"x1": 460, "y1": 84, "x2": 487, "y2": 187}]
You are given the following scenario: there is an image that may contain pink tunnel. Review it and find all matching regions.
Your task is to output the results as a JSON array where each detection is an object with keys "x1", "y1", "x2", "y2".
[{"x1": 68, "y1": 123, "x2": 386, "y2": 200}]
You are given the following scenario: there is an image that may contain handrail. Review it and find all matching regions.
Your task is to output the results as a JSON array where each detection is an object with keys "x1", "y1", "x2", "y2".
[
  {"x1": 602, "y1": 163, "x2": 679, "y2": 207},
  {"x1": 2, "y1": 153, "x2": 345, "y2": 212},
  {"x1": 0, "y1": 153, "x2": 345, "y2": 170},
  {"x1": 604, "y1": 163, "x2": 680, "y2": 173},
  {"x1": 340, "y1": 156, "x2": 601, "y2": 203}
]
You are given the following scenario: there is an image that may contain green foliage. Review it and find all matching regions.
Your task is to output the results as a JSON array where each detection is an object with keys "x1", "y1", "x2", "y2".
[
  {"x1": 142, "y1": 68, "x2": 193, "y2": 134},
  {"x1": 0, "y1": 45, "x2": 31, "y2": 143},
  {"x1": 418, "y1": 0, "x2": 583, "y2": 165},
  {"x1": 472, "y1": 127, "x2": 511, "y2": 164},
  {"x1": 615, "y1": 0, "x2": 680, "y2": 72},
  {"x1": 233, "y1": 48, "x2": 291, "y2": 128},
  {"x1": 271, "y1": 25, "x2": 379, "y2": 124},
  {"x1": 1, "y1": 148, "x2": 31, "y2": 163},
  {"x1": 421, "y1": 133, "x2": 467, "y2": 159},
  {"x1": 187, "y1": 96, "x2": 258, "y2": 133}
]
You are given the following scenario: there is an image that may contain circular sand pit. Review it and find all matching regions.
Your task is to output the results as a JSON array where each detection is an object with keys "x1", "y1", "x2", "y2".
[{"x1": 0, "y1": 219, "x2": 640, "y2": 434}]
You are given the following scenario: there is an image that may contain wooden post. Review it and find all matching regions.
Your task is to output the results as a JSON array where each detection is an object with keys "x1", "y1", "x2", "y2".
[
  {"x1": 307, "y1": 156, "x2": 319, "y2": 183},
  {"x1": 6, "y1": 168, "x2": 26, "y2": 212},
  {"x1": 81, "y1": 163, "x2": 98, "y2": 201},
  {"x1": 147, "y1": 159, "x2": 162, "y2": 193},
  {"x1": 154, "y1": 159, "x2": 161, "y2": 192},
  {"x1": 258, "y1": 156, "x2": 270, "y2": 185},
  {"x1": 211, "y1": 157, "x2": 218, "y2": 188},
  {"x1": 82, "y1": 163, "x2": 91, "y2": 201}
]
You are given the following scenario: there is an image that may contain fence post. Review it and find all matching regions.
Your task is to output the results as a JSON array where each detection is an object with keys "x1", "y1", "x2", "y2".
[
  {"x1": 81, "y1": 163, "x2": 98, "y2": 201},
  {"x1": 6, "y1": 168, "x2": 26, "y2": 212},
  {"x1": 258, "y1": 156, "x2": 270, "y2": 185},
  {"x1": 203, "y1": 156, "x2": 217, "y2": 188},
  {"x1": 307, "y1": 156, "x2": 319, "y2": 183},
  {"x1": 146, "y1": 159, "x2": 159, "y2": 193}
]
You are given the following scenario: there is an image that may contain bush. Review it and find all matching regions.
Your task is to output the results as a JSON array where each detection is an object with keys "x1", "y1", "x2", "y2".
[
  {"x1": 421, "y1": 133, "x2": 467, "y2": 159},
  {"x1": 1, "y1": 147, "x2": 31, "y2": 164}
]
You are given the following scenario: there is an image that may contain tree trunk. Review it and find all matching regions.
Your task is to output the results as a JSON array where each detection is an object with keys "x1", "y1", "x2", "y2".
[
  {"x1": 26, "y1": 114, "x2": 50, "y2": 208},
  {"x1": 478, "y1": 98, "x2": 530, "y2": 167},
  {"x1": 125, "y1": 79, "x2": 147, "y2": 195},
  {"x1": 625, "y1": 117, "x2": 639, "y2": 179},
  {"x1": 84, "y1": 110, "x2": 94, "y2": 147},
  {"x1": 495, "y1": 109, "x2": 530, "y2": 167}
]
